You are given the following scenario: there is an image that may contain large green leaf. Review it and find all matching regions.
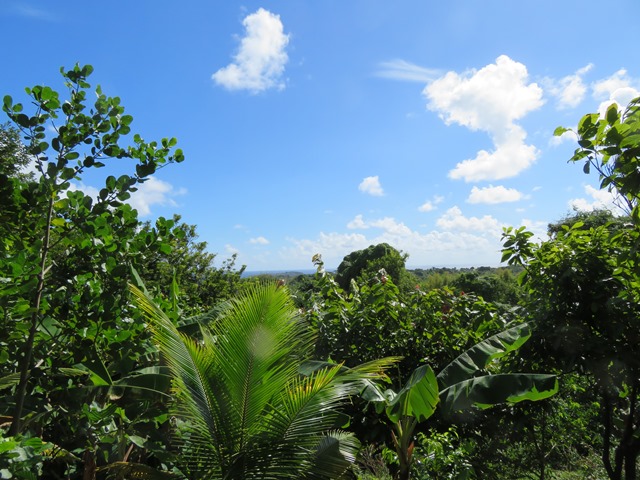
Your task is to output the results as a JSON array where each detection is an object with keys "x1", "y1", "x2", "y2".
[
  {"x1": 384, "y1": 365, "x2": 439, "y2": 423},
  {"x1": 113, "y1": 366, "x2": 172, "y2": 394},
  {"x1": 437, "y1": 322, "x2": 532, "y2": 390},
  {"x1": 439, "y1": 373, "x2": 558, "y2": 413},
  {"x1": 436, "y1": 322, "x2": 557, "y2": 414},
  {"x1": 308, "y1": 431, "x2": 361, "y2": 480}
]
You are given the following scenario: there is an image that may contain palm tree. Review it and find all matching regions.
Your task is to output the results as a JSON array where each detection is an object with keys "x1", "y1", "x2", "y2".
[{"x1": 131, "y1": 282, "x2": 392, "y2": 479}]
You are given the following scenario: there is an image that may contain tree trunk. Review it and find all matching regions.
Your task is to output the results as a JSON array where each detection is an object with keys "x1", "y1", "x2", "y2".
[
  {"x1": 8, "y1": 194, "x2": 54, "y2": 436},
  {"x1": 623, "y1": 382, "x2": 638, "y2": 480},
  {"x1": 82, "y1": 449, "x2": 96, "y2": 480},
  {"x1": 602, "y1": 393, "x2": 622, "y2": 480},
  {"x1": 393, "y1": 417, "x2": 417, "y2": 480}
]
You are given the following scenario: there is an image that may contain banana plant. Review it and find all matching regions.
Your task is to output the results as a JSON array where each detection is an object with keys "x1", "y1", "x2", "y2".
[{"x1": 362, "y1": 322, "x2": 558, "y2": 480}]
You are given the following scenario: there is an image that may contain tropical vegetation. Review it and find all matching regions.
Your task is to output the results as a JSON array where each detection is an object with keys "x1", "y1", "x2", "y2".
[{"x1": 2, "y1": 65, "x2": 640, "y2": 479}]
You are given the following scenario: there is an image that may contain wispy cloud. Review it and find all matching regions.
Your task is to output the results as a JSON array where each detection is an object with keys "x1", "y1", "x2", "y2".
[
  {"x1": 249, "y1": 236, "x2": 270, "y2": 245},
  {"x1": 212, "y1": 8, "x2": 290, "y2": 93},
  {"x1": 542, "y1": 64, "x2": 593, "y2": 109},
  {"x1": 6, "y1": 4, "x2": 59, "y2": 21},
  {"x1": 376, "y1": 59, "x2": 441, "y2": 83},
  {"x1": 358, "y1": 175, "x2": 384, "y2": 196}
]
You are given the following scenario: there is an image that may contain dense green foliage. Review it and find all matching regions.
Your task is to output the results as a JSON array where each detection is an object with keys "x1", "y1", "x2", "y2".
[
  {"x1": 498, "y1": 97, "x2": 640, "y2": 480},
  {"x1": 3, "y1": 68, "x2": 640, "y2": 480},
  {"x1": 136, "y1": 214, "x2": 245, "y2": 315},
  {"x1": 0, "y1": 66, "x2": 242, "y2": 479},
  {"x1": 132, "y1": 282, "x2": 395, "y2": 479},
  {"x1": 335, "y1": 243, "x2": 415, "y2": 292},
  {"x1": 0, "y1": 64, "x2": 185, "y2": 476}
]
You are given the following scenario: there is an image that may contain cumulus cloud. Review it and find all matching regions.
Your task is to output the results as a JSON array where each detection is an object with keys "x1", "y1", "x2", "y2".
[
  {"x1": 423, "y1": 55, "x2": 544, "y2": 182},
  {"x1": 348, "y1": 215, "x2": 412, "y2": 236},
  {"x1": 592, "y1": 69, "x2": 635, "y2": 100},
  {"x1": 249, "y1": 236, "x2": 270, "y2": 245},
  {"x1": 418, "y1": 194, "x2": 444, "y2": 212},
  {"x1": 467, "y1": 185, "x2": 524, "y2": 204},
  {"x1": 448, "y1": 129, "x2": 538, "y2": 181},
  {"x1": 418, "y1": 201, "x2": 436, "y2": 212},
  {"x1": 212, "y1": 8, "x2": 289, "y2": 93},
  {"x1": 376, "y1": 59, "x2": 442, "y2": 83},
  {"x1": 280, "y1": 232, "x2": 370, "y2": 268},
  {"x1": 358, "y1": 176, "x2": 384, "y2": 196},
  {"x1": 569, "y1": 184, "x2": 624, "y2": 214},
  {"x1": 591, "y1": 69, "x2": 640, "y2": 115},
  {"x1": 436, "y1": 206, "x2": 502, "y2": 233},
  {"x1": 280, "y1": 215, "x2": 504, "y2": 269},
  {"x1": 347, "y1": 214, "x2": 369, "y2": 229},
  {"x1": 543, "y1": 64, "x2": 592, "y2": 109},
  {"x1": 129, "y1": 177, "x2": 186, "y2": 217}
]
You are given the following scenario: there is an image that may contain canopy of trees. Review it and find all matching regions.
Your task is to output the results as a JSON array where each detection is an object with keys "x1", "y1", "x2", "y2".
[{"x1": 3, "y1": 67, "x2": 640, "y2": 480}]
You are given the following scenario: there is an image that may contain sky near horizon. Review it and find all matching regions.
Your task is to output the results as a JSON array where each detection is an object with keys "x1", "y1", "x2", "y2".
[{"x1": 3, "y1": 1, "x2": 639, "y2": 271}]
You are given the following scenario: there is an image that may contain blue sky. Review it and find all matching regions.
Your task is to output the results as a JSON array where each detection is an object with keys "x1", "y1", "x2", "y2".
[{"x1": 3, "y1": 1, "x2": 640, "y2": 271}]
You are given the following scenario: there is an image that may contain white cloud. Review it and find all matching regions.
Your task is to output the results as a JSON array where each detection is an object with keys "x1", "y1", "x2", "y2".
[
  {"x1": 448, "y1": 128, "x2": 539, "y2": 181},
  {"x1": 592, "y1": 69, "x2": 634, "y2": 99},
  {"x1": 376, "y1": 59, "x2": 441, "y2": 83},
  {"x1": 424, "y1": 55, "x2": 543, "y2": 182},
  {"x1": 65, "y1": 177, "x2": 185, "y2": 217},
  {"x1": 280, "y1": 215, "x2": 505, "y2": 269},
  {"x1": 347, "y1": 214, "x2": 369, "y2": 229},
  {"x1": 359, "y1": 176, "x2": 384, "y2": 196},
  {"x1": 549, "y1": 128, "x2": 577, "y2": 147},
  {"x1": 348, "y1": 215, "x2": 412, "y2": 236},
  {"x1": 467, "y1": 185, "x2": 524, "y2": 204},
  {"x1": 129, "y1": 177, "x2": 186, "y2": 217},
  {"x1": 369, "y1": 217, "x2": 413, "y2": 236},
  {"x1": 436, "y1": 206, "x2": 502, "y2": 233},
  {"x1": 249, "y1": 236, "x2": 270, "y2": 245},
  {"x1": 418, "y1": 194, "x2": 444, "y2": 212},
  {"x1": 569, "y1": 184, "x2": 624, "y2": 214},
  {"x1": 543, "y1": 64, "x2": 592, "y2": 109},
  {"x1": 517, "y1": 219, "x2": 549, "y2": 242},
  {"x1": 280, "y1": 232, "x2": 370, "y2": 268},
  {"x1": 212, "y1": 8, "x2": 289, "y2": 93},
  {"x1": 591, "y1": 69, "x2": 640, "y2": 115},
  {"x1": 418, "y1": 201, "x2": 436, "y2": 212},
  {"x1": 67, "y1": 182, "x2": 100, "y2": 199}
]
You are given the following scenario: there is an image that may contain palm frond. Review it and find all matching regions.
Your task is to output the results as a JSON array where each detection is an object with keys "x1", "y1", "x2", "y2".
[
  {"x1": 208, "y1": 284, "x2": 310, "y2": 450},
  {"x1": 131, "y1": 282, "x2": 375, "y2": 479},
  {"x1": 130, "y1": 285, "x2": 228, "y2": 473}
]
